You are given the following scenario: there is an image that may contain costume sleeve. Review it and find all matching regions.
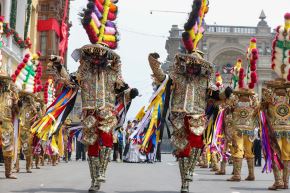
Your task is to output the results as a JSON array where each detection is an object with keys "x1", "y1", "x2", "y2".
[
  {"x1": 148, "y1": 54, "x2": 166, "y2": 83},
  {"x1": 48, "y1": 56, "x2": 75, "y2": 87},
  {"x1": 10, "y1": 82, "x2": 19, "y2": 114},
  {"x1": 112, "y1": 63, "x2": 135, "y2": 102}
]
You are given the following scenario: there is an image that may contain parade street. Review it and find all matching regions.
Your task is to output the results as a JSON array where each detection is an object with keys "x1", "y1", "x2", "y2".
[{"x1": 0, "y1": 154, "x2": 287, "y2": 193}]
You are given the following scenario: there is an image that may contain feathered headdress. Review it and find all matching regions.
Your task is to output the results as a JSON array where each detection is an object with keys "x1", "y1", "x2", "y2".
[
  {"x1": 271, "y1": 13, "x2": 290, "y2": 81},
  {"x1": 81, "y1": 0, "x2": 118, "y2": 49},
  {"x1": 11, "y1": 51, "x2": 43, "y2": 93},
  {"x1": 44, "y1": 78, "x2": 56, "y2": 108},
  {"x1": 246, "y1": 38, "x2": 259, "y2": 89},
  {"x1": 182, "y1": 0, "x2": 209, "y2": 53}
]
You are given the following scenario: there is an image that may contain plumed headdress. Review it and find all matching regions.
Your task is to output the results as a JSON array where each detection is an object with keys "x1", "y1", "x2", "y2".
[
  {"x1": 182, "y1": 0, "x2": 209, "y2": 53},
  {"x1": 173, "y1": 0, "x2": 212, "y2": 78},
  {"x1": 231, "y1": 38, "x2": 259, "y2": 95},
  {"x1": 11, "y1": 51, "x2": 43, "y2": 93},
  {"x1": 72, "y1": 0, "x2": 120, "y2": 66},
  {"x1": 246, "y1": 38, "x2": 259, "y2": 89},
  {"x1": 271, "y1": 13, "x2": 290, "y2": 81},
  {"x1": 81, "y1": 0, "x2": 119, "y2": 49}
]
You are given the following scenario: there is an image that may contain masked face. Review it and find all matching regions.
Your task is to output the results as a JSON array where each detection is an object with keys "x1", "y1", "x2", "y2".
[
  {"x1": 174, "y1": 54, "x2": 204, "y2": 76},
  {"x1": 186, "y1": 64, "x2": 201, "y2": 76}
]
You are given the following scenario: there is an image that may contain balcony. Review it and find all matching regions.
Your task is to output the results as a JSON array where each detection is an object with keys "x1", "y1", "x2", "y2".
[
  {"x1": 206, "y1": 25, "x2": 257, "y2": 35},
  {"x1": 2, "y1": 35, "x2": 24, "y2": 62},
  {"x1": 175, "y1": 25, "x2": 258, "y2": 37}
]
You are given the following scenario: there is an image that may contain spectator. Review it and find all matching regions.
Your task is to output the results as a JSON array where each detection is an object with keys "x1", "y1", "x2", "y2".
[
  {"x1": 0, "y1": 147, "x2": 3, "y2": 166},
  {"x1": 253, "y1": 138, "x2": 262, "y2": 167},
  {"x1": 123, "y1": 121, "x2": 133, "y2": 157},
  {"x1": 117, "y1": 127, "x2": 125, "y2": 162},
  {"x1": 113, "y1": 129, "x2": 119, "y2": 161},
  {"x1": 76, "y1": 140, "x2": 86, "y2": 161},
  {"x1": 155, "y1": 141, "x2": 162, "y2": 162}
]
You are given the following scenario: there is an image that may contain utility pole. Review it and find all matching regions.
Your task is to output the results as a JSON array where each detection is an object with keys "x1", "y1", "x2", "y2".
[{"x1": 149, "y1": 10, "x2": 188, "y2": 15}]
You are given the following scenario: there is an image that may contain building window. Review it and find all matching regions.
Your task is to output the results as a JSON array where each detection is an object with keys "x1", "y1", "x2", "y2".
[
  {"x1": 40, "y1": 32, "x2": 47, "y2": 56},
  {"x1": 40, "y1": 4, "x2": 49, "y2": 12}
]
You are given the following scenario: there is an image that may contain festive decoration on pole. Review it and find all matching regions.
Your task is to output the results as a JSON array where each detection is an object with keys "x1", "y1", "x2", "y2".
[
  {"x1": 271, "y1": 12, "x2": 290, "y2": 81},
  {"x1": 59, "y1": 0, "x2": 70, "y2": 59}
]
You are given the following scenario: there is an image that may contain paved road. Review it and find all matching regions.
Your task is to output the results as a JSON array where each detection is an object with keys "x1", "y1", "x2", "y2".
[{"x1": 0, "y1": 154, "x2": 288, "y2": 193}]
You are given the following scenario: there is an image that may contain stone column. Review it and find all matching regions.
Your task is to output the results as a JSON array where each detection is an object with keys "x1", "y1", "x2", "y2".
[{"x1": 3, "y1": 0, "x2": 11, "y2": 21}]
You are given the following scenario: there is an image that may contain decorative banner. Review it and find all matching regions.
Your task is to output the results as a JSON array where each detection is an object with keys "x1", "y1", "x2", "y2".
[
  {"x1": 130, "y1": 75, "x2": 169, "y2": 154},
  {"x1": 31, "y1": 87, "x2": 78, "y2": 141},
  {"x1": 59, "y1": 0, "x2": 70, "y2": 59}
]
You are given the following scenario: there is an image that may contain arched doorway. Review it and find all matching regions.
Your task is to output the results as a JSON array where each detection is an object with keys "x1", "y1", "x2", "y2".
[{"x1": 212, "y1": 49, "x2": 246, "y2": 86}]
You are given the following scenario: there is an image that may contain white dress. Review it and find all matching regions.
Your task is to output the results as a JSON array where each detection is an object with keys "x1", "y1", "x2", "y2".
[{"x1": 125, "y1": 141, "x2": 144, "y2": 162}]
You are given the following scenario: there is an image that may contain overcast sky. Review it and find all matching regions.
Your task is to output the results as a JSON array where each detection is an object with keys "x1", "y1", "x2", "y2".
[{"x1": 68, "y1": 0, "x2": 289, "y2": 118}]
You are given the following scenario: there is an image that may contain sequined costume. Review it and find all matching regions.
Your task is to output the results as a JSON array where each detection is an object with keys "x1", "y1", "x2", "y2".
[
  {"x1": 0, "y1": 78, "x2": 18, "y2": 179},
  {"x1": 48, "y1": 45, "x2": 138, "y2": 192},
  {"x1": 148, "y1": 51, "x2": 213, "y2": 192},
  {"x1": 226, "y1": 90, "x2": 259, "y2": 181},
  {"x1": 15, "y1": 94, "x2": 40, "y2": 173},
  {"x1": 262, "y1": 80, "x2": 290, "y2": 190},
  {"x1": 260, "y1": 13, "x2": 290, "y2": 190},
  {"x1": 226, "y1": 37, "x2": 260, "y2": 182}
]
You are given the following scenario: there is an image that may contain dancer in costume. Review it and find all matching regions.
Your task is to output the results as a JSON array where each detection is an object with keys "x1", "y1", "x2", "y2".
[
  {"x1": 35, "y1": 1, "x2": 138, "y2": 191},
  {"x1": 0, "y1": 16, "x2": 18, "y2": 179},
  {"x1": 260, "y1": 13, "x2": 290, "y2": 190},
  {"x1": 32, "y1": 92, "x2": 47, "y2": 169},
  {"x1": 63, "y1": 119, "x2": 73, "y2": 163},
  {"x1": 148, "y1": 1, "x2": 212, "y2": 192},
  {"x1": 0, "y1": 75, "x2": 18, "y2": 179},
  {"x1": 227, "y1": 38, "x2": 260, "y2": 182},
  {"x1": 204, "y1": 72, "x2": 233, "y2": 175},
  {"x1": 12, "y1": 52, "x2": 43, "y2": 173}
]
